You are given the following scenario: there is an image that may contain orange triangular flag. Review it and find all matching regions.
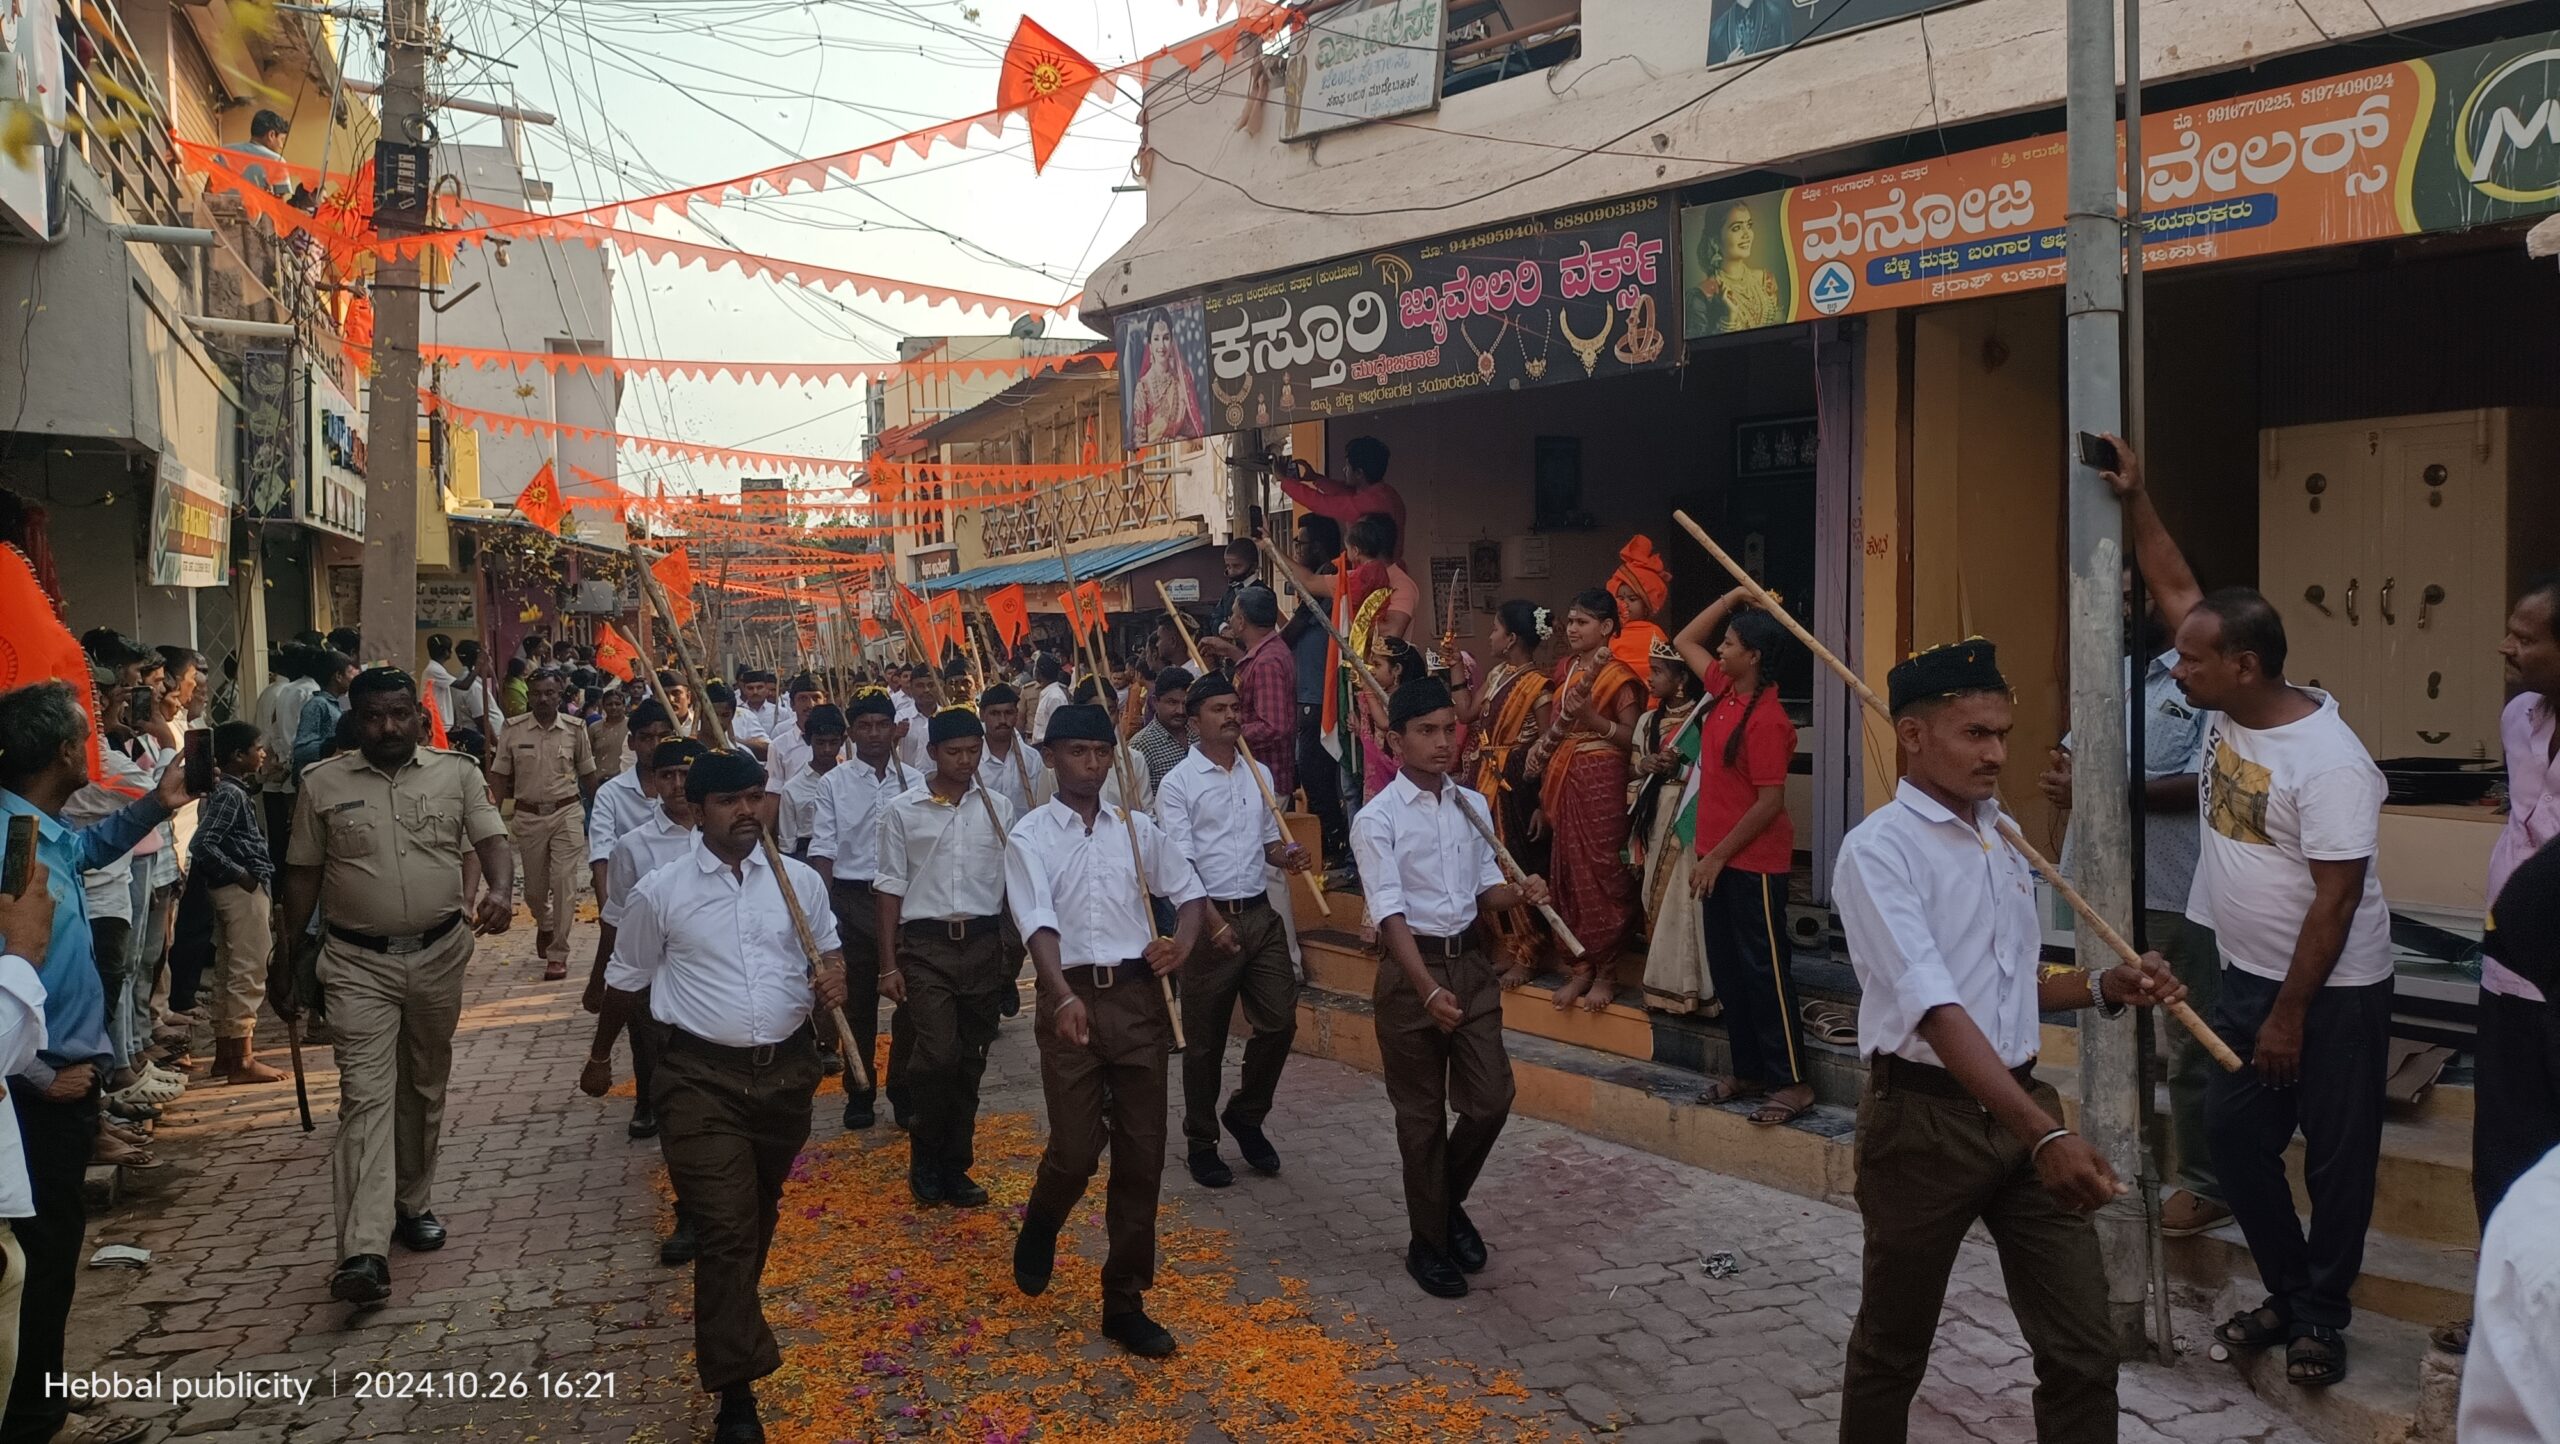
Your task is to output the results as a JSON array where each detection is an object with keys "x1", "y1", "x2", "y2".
[
  {"x1": 595, "y1": 623, "x2": 641, "y2": 681},
  {"x1": 0, "y1": 544, "x2": 107, "y2": 785},
  {"x1": 421, "y1": 682, "x2": 451, "y2": 749},
  {"x1": 986, "y1": 584, "x2": 1030, "y2": 649},
  {"x1": 652, "y1": 548, "x2": 698, "y2": 625},
  {"x1": 859, "y1": 616, "x2": 885, "y2": 641},
  {"x1": 997, "y1": 17, "x2": 1101, "y2": 174},
  {"x1": 1074, "y1": 579, "x2": 1109, "y2": 636},
  {"x1": 517, "y1": 461, "x2": 566, "y2": 534}
]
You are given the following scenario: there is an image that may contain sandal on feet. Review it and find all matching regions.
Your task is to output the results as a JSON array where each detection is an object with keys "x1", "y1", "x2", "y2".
[
  {"x1": 2286, "y1": 1326, "x2": 2347, "y2": 1387},
  {"x1": 1696, "y1": 1078, "x2": 1761, "y2": 1106},
  {"x1": 2215, "y1": 1304, "x2": 2289, "y2": 1349},
  {"x1": 1749, "y1": 1087, "x2": 1814, "y2": 1128}
]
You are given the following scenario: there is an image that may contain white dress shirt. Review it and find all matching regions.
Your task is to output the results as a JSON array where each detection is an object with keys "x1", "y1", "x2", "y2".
[
  {"x1": 2459, "y1": 1145, "x2": 2560, "y2": 1443},
  {"x1": 892, "y1": 693, "x2": 927, "y2": 773},
  {"x1": 808, "y1": 754, "x2": 916, "y2": 880},
  {"x1": 1031, "y1": 750, "x2": 1149, "y2": 812},
  {"x1": 606, "y1": 836, "x2": 839, "y2": 1047},
  {"x1": 255, "y1": 675, "x2": 318, "y2": 791},
  {"x1": 778, "y1": 765, "x2": 830, "y2": 854},
  {"x1": 422, "y1": 660, "x2": 459, "y2": 735},
  {"x1": 1350, "y1": 771, "x2": 1504, "y2": 938},
  {"x1": 587, "y1": 763, "x2": 660, "y2": 865},
  {"x1": 1031, "y1": 682, "x2": 1070, "y2": 745},
  {"x1": 0, "y1": 955, "x2": 49, "y2": 1219},
  {"x1": 732, "y1": 706, "x2": 770, "y2": 747},
  {"x1": 1833, "y1": 779, "x2": 2043, "y2": 1069},
  {"x1": 767, "y1": 721, "x2": 813, "y2": 790},
  {"x1": 601, "y1": 811, "x2": 696, "y2": 928},
  {"x1": 878, "y1": 780, "x2": 1015, "y2": 921},
  {"x1": 1156, "y1": 745, "x2": 1281, "y2": 901},
  {"x1": 1005, "y1": 799, "x2": 1205, "y2": 968},
  {"x1": 978, "y1": 737, "x2": 1038, "y2": 816}
]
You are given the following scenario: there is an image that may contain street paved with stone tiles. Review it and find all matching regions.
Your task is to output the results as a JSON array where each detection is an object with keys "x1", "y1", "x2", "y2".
[{"x1": 65, "y1": 922, "x2": 2322, "y2": 1443}]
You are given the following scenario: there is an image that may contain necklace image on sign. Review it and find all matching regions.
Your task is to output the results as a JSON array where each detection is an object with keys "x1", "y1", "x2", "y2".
[
  {"x1": 1210, "y1": 371, "x2": 1250, "y2": 428},
  {"x1": 1615, "y1": 295, "x2": 1665, "y2": 366},
  {"x1": 1560, "y1": 304, "x2": 1613, "y2": 377},
  {"x1": 1460, "y1": 317, "x2": 1500, "y2": 379},
  {"x1": 1515, "y1": 312, "x2": 1552, "y2": 380}
]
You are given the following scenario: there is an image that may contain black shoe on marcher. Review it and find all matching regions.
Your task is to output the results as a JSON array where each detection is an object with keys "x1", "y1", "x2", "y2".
[
  {"x1": 842, "y1": 1097, "x2": 876, "y2": 1130},
  {"x1": 1013, "y1": 1213, "x2": 1060, "y2": 1296},
  {"x1": 1000, "y1": 985, "x2": 1022, "y2": 1018},
  {"x1": 628, "y1": 1102, "x2": 660, "y2": 1139},
  {"x1": 1222, "y1": 1114, "x2": 1281, "y2": 1175},
  {"x1": 712, "y1": 1384, "x2": 765, "y2": 1444},
  {"x1": 1404, "y1": 1240, "x2": 1468, "y2": 1299},
  {"x1": 393, "y1": 1211, "x2": 447, "y2": 1252},
  {"x1": 890, "y1": 1097, "x2": 913, "y2": 1131},
  {"x1": 330, "y1": 1254, "x2": 391, "y2": 1306},
  {"x1": 943, "y1": 1172, "x2": 990, "y2": 1207},
  {"x1": 908, "y1": 1167, "x2": 948, "y2": 1207},
  {"x1": 660, "y1": 1217, "x2": 698, "y2": 1266},
  {"x1": 1447, "y1": 1206, "x2": 1488, "y2": 1274},
  {"x1": 1186, "y1": 1148, "x2": 1235, "y2": 1189},
  {"x1": 1101, "y1": 1309, "x2": 1178, "y2": 1359}
]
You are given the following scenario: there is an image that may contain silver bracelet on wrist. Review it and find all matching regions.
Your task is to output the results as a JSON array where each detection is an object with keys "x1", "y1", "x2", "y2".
[
  {"x1": 1423, "y1": 986, "x2": 1451, "y2": 1010},
  {"x1": 2031, "y1": 1127, "x2": 2073, "y2": 1161}
]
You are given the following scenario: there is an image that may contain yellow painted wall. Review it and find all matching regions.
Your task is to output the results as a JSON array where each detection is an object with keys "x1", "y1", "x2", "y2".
[
  {"x1": 1910, "y1": 293, "x2": 2067, "y2": 841},
  {"x1": 1857, "y1": 315, "x2": 1905, "y2": 816}
]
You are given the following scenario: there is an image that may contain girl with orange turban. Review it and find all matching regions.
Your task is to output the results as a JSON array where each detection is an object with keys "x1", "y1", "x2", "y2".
[{"x1": 1607, "y1": 536, "x2": 1672, "y2": 692}]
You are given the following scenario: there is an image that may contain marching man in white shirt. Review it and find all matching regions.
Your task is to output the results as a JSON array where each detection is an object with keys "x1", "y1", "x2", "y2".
[
  {"x1": 874, "y1": 706, "x2": 1013, "y2": 1208},
  {"x1": 580, "y1": 739, "x2": 707, "y2": 1263},
  {"x1": 586, "y1": 700, "x2": 679, "y2": 906},
  {"x1": 772, "y1": 704, "x2": 843, "y2": 858},
  {"x1": 807, "y1": 689, "x2": 917, "y2": 1131},
  {"x1": 1830, "y1": 640, "x2": 2187, "y2": 1444},
  {"x1": 1156, "y1": 672, "x2": 1313, "y2": 1189},
  {"x1": 1005, "y1": 703, "x2": 1208, "y2": 1360},
  {"x1": 974, "y1": 683, "x2": 1038, "y2": 817},
  {"x1": 587, "y1": 748, "x2": 847, "y2": 1444},
  {"x1": 1350, "y1": 676, "x2": 1551, "y2": 1302}
]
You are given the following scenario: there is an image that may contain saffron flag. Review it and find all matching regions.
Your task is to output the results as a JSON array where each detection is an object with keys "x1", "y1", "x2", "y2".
[
  {"x1": 516, "y1": 461, "x2": 566, "y2": 534},
  {"x1": 996, "y1": 17, "x2": 1101, "y2": 175},
  {"x1": 594, "y1": 623, "x2": 642, "y2": 681},
  {"x1": 0, "y1": 544, "x2": 107, "y2": 785},
  {"x1": 1073, "y1": 579, "x2": 1109, "y2": 638},
  {"x1": 859, "y1": 616, "x2": 884, "y2": 641},
  {"x1": 985, "y1": 583, "x2": 1030, "y2": 650},
  {"x1": 421, "y1": 683, "x2": 450, "y2": 749},
  {"x1": 928, "y1": 593, "x2": 968, "y2": 667},
  {"x1": 652, "y1": 548, "x2": 697, "y2": 626}
]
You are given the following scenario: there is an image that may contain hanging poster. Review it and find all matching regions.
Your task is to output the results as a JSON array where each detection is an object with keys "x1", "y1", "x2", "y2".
[
  {"x1": 148, "y1": 454, "x2": 231, "y2": 588},
  {"x1": 1682, "y1": 29, "x2": 2560, "y2": 338},
  {"x1": 1141, "y1": 193, "x2": 1677, "y2": 444},
  {"x1": 1117, "y1": 296, "x2": 1212, "y2": 449},
  {"x1": 1282, "y1": 0, "x2": 1445, "y2": 142}
]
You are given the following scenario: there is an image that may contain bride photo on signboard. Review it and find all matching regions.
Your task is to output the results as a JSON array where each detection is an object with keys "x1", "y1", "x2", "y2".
[{"x1": 1118, "y1": 298, "x2": 1211, "y2": 446}]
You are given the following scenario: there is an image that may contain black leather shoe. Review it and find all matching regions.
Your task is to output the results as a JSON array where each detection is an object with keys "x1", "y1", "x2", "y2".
[
  {"x1": 1447, "y1": 1206, "x2": 1488, "y2": 1274},
  {"x1": 1186, "y1": 1148, "x2": 1235, "y2": 1189},
  {"x1": 1000, "y1": 985, "x2": 1022, "y2": 1018},
  {"x1": 660, "y1": 1217, "x2": 698, "y2": 1266},
  {"x1": 1223, "y1": 1114, "x2": 1281, "y2": 1175},
  {"x1": 330, "y1": 1254, "x2": 391, "y2": 1305},
  {"x1": 712, "y1": 1384, "x2": 764, "y2": 1444},
  {"x1": 842, "y1": 1097, "x2": 876, "y2": 1130},
  {"x1": 1013, "y1": 1213, "x2": 1059, "y2": 1297},
  {"x1": 628, "y1": 1103, "x2": 659, "y2": 1139},
  {"x1": 1101, "y1": 1309, "x2": 1178, "y2": 1359},
  {"x1": 890, "y1": 1097, "x2": 913, "y2": 1131},
  {"x1": 1404, "y1": 1240, "x2": 1468, "y2": 1299},
  {"x1": 908, "y1": 1167, "x2": 948, "y2": 1207},
  {"x1": 393, "y1": 1211, "x2": 447, "y2": 1252},
  {"x1": 943, "y1": 1172, "x2": 990, "y2": 1208}
]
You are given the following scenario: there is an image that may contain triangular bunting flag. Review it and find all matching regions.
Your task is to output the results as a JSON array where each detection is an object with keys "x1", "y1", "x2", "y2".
[
  {"x1": 986, "y1": 583, "x2": 1031, "y2": 650},
  {"x1": 595, "y1": 623, "x2": 642, "y2": 681},
  {"x1": 997, "y1": 18, "x2": 1102, "y2": 174},
  {"x1": 516, "y1": 460, "x2": 566, "y2": 535}
]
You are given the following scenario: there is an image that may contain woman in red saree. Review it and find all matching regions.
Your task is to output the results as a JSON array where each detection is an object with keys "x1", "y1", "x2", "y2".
[{"x1": 1525, "y1": 589, "x2": 1644, "y2": 1010}]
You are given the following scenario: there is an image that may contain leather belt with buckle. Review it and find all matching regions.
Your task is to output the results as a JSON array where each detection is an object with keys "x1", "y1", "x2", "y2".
[
  {"x1": 328, "y1": 913, "x2": 464, "y2": 956},
  {"x1": 515, "y1": 797, "x2": 575, "y2": 816},
  {"x1": 668, "y1": 1022, "x2": 817, "y2": 1069},
  {"x1": 1210, "y1": 895, "x2": 1268, "y2": 917},
  {"x1": 1407, "y1": 932, "x2": 1469, "y2": 959},
  {"x1": 1872, "y1": 1053, "x2": 2038, "y2": 1109},
  {"x1": 903, "y1": 916, "x2": 999, "y2": 942},
  {"x1": 1060, "y1": 963, "x2": 1124, "y2": 989}
]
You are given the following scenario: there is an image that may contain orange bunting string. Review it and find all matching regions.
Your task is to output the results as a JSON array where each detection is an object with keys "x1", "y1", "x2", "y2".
[{"x1": 426, "y1": 341, "x2": 1108, "y2": 391}]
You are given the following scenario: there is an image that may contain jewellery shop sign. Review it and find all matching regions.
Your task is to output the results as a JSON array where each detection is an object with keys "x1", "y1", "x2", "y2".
[{"x1": 1117, "y1": 194, "x2": 1678, "y2": 446}]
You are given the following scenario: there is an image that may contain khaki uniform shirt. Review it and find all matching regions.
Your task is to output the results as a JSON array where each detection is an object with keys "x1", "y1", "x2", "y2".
[
  {"x1": 492, "y1": 712, "x2": 596, "y2": 806},
  {"x1": 289, "y1": 747, "x2": 507, "y2": 937},
  {"x1": 590, "y1": 718, "x2": 629, "y2": 779}
]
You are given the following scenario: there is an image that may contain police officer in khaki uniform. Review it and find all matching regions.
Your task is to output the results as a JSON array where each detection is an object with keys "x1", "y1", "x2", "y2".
[
  {"x1": 491, "y1": 668, "x2": 598, "y2": 980},
  {"x1": 280, "y1": 667, "x2": 514, "y2": 1308}
]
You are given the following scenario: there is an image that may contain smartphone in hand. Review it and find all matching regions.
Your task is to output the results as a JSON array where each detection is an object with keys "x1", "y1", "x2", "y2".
[{"x1": 183, "y1": 728, "x2": 215, "y2": 796}]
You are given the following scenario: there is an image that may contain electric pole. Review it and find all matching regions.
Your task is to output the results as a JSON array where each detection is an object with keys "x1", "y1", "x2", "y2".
[
  {"x1": 2064, "y1": 0, "x2": 2151, "y2": 1356},
  {"x1": 356, "y1": 0, "x2": 433, "y2": 668}
]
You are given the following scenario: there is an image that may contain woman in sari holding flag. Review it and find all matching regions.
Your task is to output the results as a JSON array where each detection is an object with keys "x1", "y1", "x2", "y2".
[
  {"x1": 1633, "y1": 638, "x2": 1711, "y2": 1014},
  {"x1": 1524, "y1": 589, "x2": 1643, "y2": 1010},
  {"x1": 1456, "y1": 600, "x2": 1553, "y2": 988}
]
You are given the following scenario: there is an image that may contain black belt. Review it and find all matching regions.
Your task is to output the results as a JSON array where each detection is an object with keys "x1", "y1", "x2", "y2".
[
  {"x1": 1059, "y1": 962, "x2": 1140, "y2": 989},
  {"x1": 832, "y1": 878, "x2": 874, "y2": 894},
  {"x1": 1407, "y1": 931, "x2": 1470, "y2": 959},
  {"x1": 1209, "y1": 894, "x2": 1270, "y2": 918},
  {"x1": 666, "y1": 1021, "x2": 817, "y2": 1069},
  {"x1": 901, "y1": 916, "x2": 1001, "y2": 941},
  {"x1": 1870, "y1": 1052, "x2": 2038, "y2": 1105},
  {"x1": 327, "y1": 913, "x2": 464, "y2": 956}
]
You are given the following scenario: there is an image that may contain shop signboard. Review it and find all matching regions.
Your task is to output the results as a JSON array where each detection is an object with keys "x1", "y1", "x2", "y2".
[
  {"x1": 1125, "y1": 194, "x2": 1679, "y2": 445},
  {"x1": 1707, "y1": 0, "x2": 1965, "y2": 65},
  {"x1": 148, "y1": 454, "x2": 231, "y2": 588},
  {"x1": 418, "y1": 577, "x2": 477, "y2": 628},
  {"x1": 304, "y1": 367, "x2": 368, "y2": 540},
  {"x1": 1282, "y1": 0, "x2": 1444, "y2": 142},
  {"x1": 1683, "y1": 29, "x2": 2560, "y2": 338}
]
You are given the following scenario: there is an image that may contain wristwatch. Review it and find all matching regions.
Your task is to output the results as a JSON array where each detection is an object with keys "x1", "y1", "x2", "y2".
[{"x1": 2088, "y1": 969, "x2": 2126, "y2": 1020}]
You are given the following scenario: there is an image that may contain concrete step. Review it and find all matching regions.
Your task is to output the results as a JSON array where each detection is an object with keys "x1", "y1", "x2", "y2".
[
  {"x1": 2207, "y1": 1282, "x2": 2460, "y2": 1444},
  {"x1": 2172, "y1": 1223, "x2": 2476, "y2": 1334}
]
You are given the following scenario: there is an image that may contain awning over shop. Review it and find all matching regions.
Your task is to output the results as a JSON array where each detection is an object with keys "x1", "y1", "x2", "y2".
[{"x1": 914, "y1": 534, "x2": 1204, "y2": 595}]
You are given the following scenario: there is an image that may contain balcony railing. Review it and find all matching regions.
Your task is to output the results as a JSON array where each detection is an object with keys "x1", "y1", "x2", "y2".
[
  {"x1": 978, "y1": 453, "x2": 1179, "y2": 558},
  {"x1": 58, "y1": 0, "x2": 189, "y2": 230}
]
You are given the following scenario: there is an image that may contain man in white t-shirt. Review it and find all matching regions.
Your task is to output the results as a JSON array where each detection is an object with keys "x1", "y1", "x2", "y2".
[{"x1": 2109, "y1": 437, "x2": 2391, "y2": 1388}]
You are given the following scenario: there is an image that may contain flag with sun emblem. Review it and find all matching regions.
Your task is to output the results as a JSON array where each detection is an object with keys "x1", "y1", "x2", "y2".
[{"x1": 997, "y1": 18, "x2": 1101, "y2": 175}]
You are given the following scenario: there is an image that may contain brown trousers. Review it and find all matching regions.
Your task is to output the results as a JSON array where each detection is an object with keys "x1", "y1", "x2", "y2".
[
  {"x1": 1372, "y1": 945, "x2": 1514, "y2": 1254},
  {"x1": 1180, "y1": 901, "x2": 1301, "y2": 1154},
  {"x1": 896, "y1": 924, "x2": 1010, "y2": 1178},
  {"x1": 828, "y1": 880, "x2": 912, "y2": 1104},
  {"x1": 653, "y1": 1028, "x2": 822, "y2": 1393},
  {"x1": 1841, "y1": 1067, "x2": 2118, "y2": 1444},
  {"x1": 1026, "y1": 964, "x2": 1172, "y2": 1317}
]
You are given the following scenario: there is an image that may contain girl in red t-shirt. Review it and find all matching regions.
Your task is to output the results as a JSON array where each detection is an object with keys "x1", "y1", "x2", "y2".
[{"x1": 1672, "y1": 586, "x2": 1810, "y2": 1126}]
